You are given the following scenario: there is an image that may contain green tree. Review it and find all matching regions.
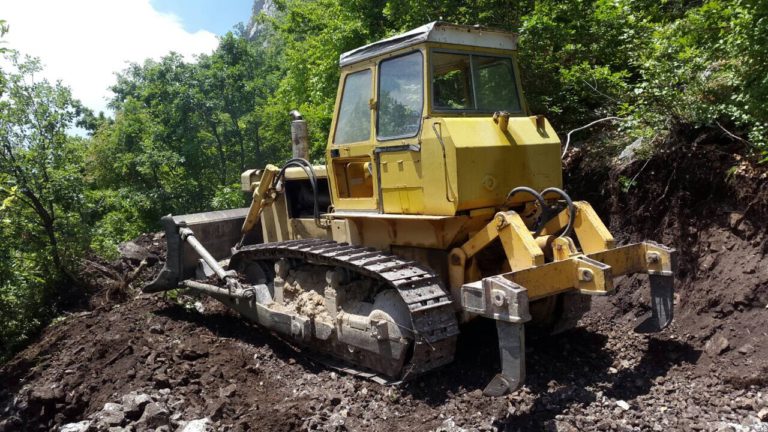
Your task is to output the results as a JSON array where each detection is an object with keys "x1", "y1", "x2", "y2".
[
  {"x1": 0, "y1": 53, "x2": 86, "y2": 276},
  {"x1": 194, "y1": 34, "x2": 270, "y2": 176},
  {"x1": 89, "y1": 35, "x2": 283, "y2": 247},
  {"x1": 0, "y1": 53, "x2": 89, "y2": 359}
]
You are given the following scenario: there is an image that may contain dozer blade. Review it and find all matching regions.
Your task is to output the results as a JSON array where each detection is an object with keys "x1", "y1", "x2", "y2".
[
  {"x1": 144, "y1": 208, "x2": 253, "y2": 293},
  {"x1": 484, "y1": 321, "x2": 525, "y2": 397},
  {"x1": 634, "y1": 273, "x2": 674, "y2": 334}
]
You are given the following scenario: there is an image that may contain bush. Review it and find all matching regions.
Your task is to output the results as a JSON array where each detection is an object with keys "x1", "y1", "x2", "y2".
[{"x1": 0, "y1": 247, "x2": 51, "y2": 361}]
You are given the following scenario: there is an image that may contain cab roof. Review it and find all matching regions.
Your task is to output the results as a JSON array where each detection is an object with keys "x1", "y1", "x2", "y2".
[{"x1": 339, "y1": 22, "x2": 518, "y2": 67}]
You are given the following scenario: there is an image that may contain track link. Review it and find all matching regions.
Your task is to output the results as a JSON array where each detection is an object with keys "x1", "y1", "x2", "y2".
[{"x1": 230, "y1": 239, "x2": 459, "y2": 380}]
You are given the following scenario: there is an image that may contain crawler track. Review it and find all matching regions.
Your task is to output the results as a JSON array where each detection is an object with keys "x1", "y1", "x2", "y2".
[{"x1": 230, "y1": 239, "x2": 460, "y2": 380}]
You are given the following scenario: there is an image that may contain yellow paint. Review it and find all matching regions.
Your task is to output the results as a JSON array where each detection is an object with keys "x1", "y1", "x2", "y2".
[
  {"x1": 325, "y1": 41, "x2": 563, "y2": 216},
  {"x1": 496, "y1": 241, "x2": 675, "y2": 301},
  {"x1": 442, "y1": 116, "x2": 562, "y2": 211},
  {"x1": 241, "y1": 164, "x2": 279, "y2": 234},
  {"x1": 496, "y1": 212, "x2": 545, "y2": 271},
  {"x1": 551, "y1": 236, "x2": 578, "y2": 261},
  {"x1": 505, "y1": 257, "x2": 612, "y2": 301},
  {"x1": 541, "y1": 201, "x2": 615, "y2": 254}
]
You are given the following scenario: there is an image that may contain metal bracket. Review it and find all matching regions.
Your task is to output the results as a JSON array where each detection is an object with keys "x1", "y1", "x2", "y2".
[
  {"x1": 460, "y1": 276, "x2": 532, "y2": 323},
  {"x1": 460, "y1": 276, "x2": 531, "y2": 396},
  {"x1": 575, "y1": 256, "x2": 614, "y2": 295}
]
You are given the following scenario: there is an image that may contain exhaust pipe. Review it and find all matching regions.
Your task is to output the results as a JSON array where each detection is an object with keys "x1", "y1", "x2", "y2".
[{"x1": 290, "y1": 110, "x2": 309, "y2": 160}]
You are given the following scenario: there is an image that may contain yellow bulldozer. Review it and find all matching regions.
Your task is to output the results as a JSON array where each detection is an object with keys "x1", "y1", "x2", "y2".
[{"x1": 144, "y1": 22, "x2": 676, "y2": 396}]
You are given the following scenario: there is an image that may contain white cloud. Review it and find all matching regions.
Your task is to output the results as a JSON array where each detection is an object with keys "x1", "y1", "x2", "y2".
[{"x1": 3, "y1": 0, "x2": 219, "y2": 114}]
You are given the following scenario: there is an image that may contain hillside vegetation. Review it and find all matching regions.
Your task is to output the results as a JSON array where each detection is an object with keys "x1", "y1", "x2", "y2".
[{"x1": 1, "y1": 0, "x2": 767, "y2": 360}]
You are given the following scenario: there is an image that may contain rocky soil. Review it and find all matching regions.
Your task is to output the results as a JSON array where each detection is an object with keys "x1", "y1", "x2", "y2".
[
  {"x1": 1, "y1": 289, "x2": 766, "y2": 432},
  {"x1": 1, "y1": 131, "x2": 766, "y2": 431}
]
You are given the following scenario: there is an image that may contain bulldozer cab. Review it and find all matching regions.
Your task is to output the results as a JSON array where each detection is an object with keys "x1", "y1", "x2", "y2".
[{"x1": 327, "y1": 22, "x2": 562, "y2": 217}]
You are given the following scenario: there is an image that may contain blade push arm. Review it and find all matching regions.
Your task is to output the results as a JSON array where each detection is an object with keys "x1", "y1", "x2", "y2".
[{"x1": 241, "y1": 164, "x2": 279, "y2": 237}]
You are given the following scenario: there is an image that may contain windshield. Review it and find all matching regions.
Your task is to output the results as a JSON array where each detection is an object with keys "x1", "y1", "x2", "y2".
[{"x1": 432, "y1": 51, "x2": 521, "y2": 113}]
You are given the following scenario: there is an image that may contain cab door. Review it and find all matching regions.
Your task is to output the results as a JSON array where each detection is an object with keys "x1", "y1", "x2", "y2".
[
  {"x1": 327, "y1": 67, "x2": 378, "y2": 211},
  {"x1": 375, "y1": 50, "x2": 427, "y2": 214}
]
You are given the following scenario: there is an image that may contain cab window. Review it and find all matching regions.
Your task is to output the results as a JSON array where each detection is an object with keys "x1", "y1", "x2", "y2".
[
  {"x1": 433, "y1": 52, "x2": 473, "y2": 110},
  {"x1": 432, "y1": 51, "x2": 521, "y2": 113},
  {"x1": 473, "y1": 55, "x2": 520, "y2": 112},
  {"x1": 334, "y1": 69, "x2": 372, "y2": 144},
  {"x1": 377, "y1": 51, "x2": 424, "y2": 140}
]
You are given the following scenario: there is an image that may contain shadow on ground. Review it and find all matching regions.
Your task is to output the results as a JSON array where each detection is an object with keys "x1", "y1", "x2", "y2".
[
  {"x1": 156, "y1": 300, "x2": 700, "y2": 431},
  {"x1": 411, "y1": 318, "x2": 702, "y2": 430}
]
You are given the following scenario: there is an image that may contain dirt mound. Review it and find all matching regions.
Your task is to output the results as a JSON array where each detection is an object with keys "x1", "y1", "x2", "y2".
[
  {"x1": 2, "y1": 128, "x2": 767, "y2": 431},
  {"x1": 566, "y1": 125, "x2": 768, "y2": 386},
  {"x1": 79, "y1": 233, "x2": 166, "y2": 307}
]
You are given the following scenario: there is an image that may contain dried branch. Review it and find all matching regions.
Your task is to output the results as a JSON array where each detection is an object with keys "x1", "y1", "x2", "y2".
[
  {"x1": 715, "y1": 121, "x2": 752, "y2": 146},
  {"x1": 626, "y1": 157, "x2": 652, "y2": 191},
  {"x1": 561, "y1": 116, "x2": 625, "y2": 158},
  {"x1": 581, "y1": 78, "x2": 620, "y2": 103}
]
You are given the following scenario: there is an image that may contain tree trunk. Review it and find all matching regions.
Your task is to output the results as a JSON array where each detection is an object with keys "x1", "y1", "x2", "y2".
[
  {"x1": 254, "y1": 122, "x2": 261, "y2": 162},
  {"x1": 22, "y1": 189, "x2": 67, "y2": 278}
]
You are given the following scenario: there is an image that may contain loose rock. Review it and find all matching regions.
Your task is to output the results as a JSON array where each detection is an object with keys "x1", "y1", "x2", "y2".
[
  {"x1": 181, "y1": 417, "x2": 212, "y2": 432},
  {"x1": 219, "y1": 383, "x2": 237, "y2": 398},
  {"x1": 60, "y1": 421, "x2": 91, "y2": 432},
  {"x1": 137, "y1": 402, "x2": 169, "y2": 428},
  {"x1": 92, "y1": 402, "x2": 125, "y2": 427},
  {"x1": 705, "y1": 335, "x2": 730, "y2": 356},
  {"x1": 121, "y1": 392, "x2": 152, "y2": 419},
  {"x1": 758, "y1": 407, "x2": 768, "y2": 422}
]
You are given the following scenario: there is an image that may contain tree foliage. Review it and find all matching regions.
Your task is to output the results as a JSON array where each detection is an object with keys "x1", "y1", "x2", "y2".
[
  {"x1": 2, "y1": 0, "x2": 768, "y2": 361},
  {"x1": 88, "y1": 34, "x2": 284, "y2": 250},
  {"x1": 0, "y1": 53, "x2": 88, "y2": 357}
]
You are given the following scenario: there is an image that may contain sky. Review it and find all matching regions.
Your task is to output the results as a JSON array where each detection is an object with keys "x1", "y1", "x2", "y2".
[
  {"x1": 3, "y1": 0, "x2": 253, "y2": 116},
  {"x1": 151, "y1": 0, "x2": 254, "y2": 35}
]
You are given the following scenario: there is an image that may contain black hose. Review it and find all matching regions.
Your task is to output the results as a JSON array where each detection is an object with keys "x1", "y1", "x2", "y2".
[
  {"x1": 505, "y1": 186, "x2": 576, "y2": 238},
  {"x1": 505, "y1": 186, "x2": 546, "y2": 210},
  {"x1": 273, "y1": 158, "x2": 321, "y2": 226},
  {"x1": 536, "y1": 187, "x2": 575, "y2": 238},
  {"x1": 505, "y1": 186, "x2": 546, "y2": 235}
]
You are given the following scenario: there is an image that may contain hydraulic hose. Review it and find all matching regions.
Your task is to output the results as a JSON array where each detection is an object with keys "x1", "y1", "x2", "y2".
[
  {"x1": 505, "y1": 186, "x2": 575, "y2": 238},
  {"x1": 505, "y1": 186, "x2": 546, "y2": 210},
  {"x1": 536, "y1": 187, "x2": 575, "y2": 238},
  {"x1": 273, "y1": 158, "x2": 321, "y2": 227}
]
